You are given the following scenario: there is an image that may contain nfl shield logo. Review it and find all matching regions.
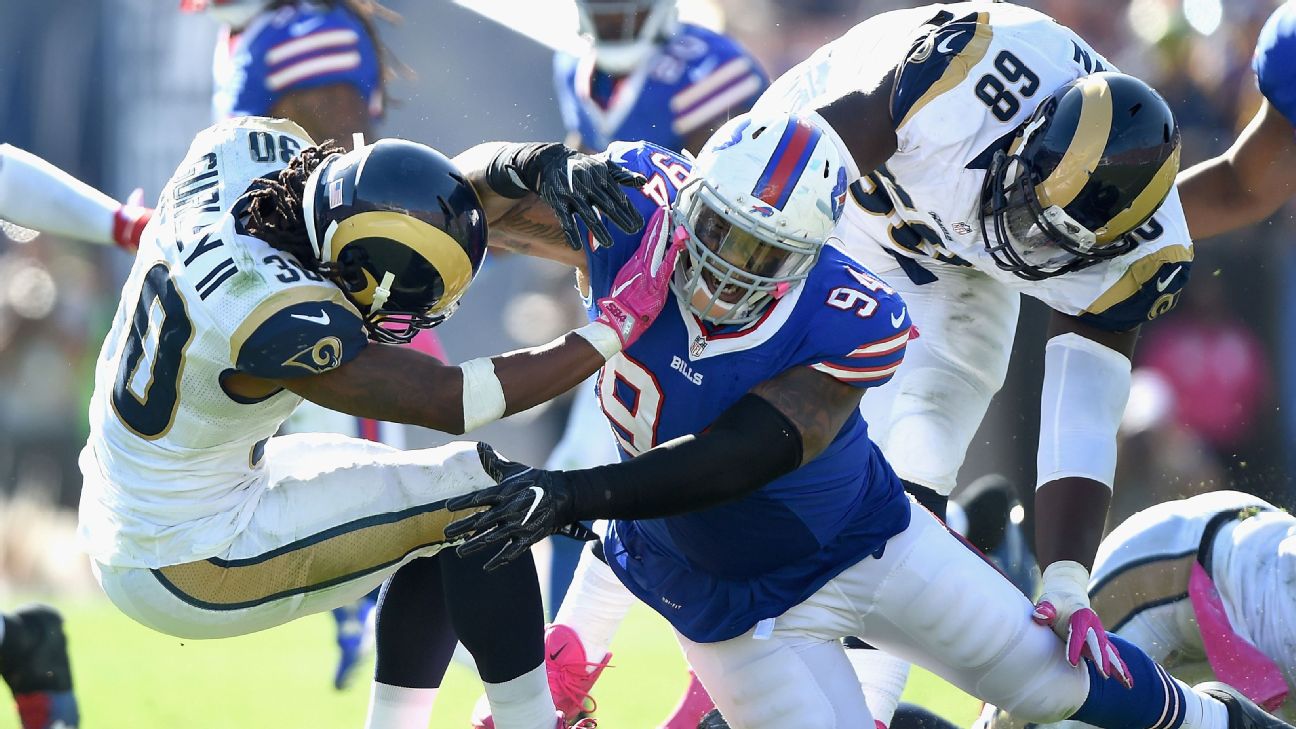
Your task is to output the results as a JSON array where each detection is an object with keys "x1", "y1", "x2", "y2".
[{"x1": 690, "y1": 334, "x2": 707, "y2": 358}]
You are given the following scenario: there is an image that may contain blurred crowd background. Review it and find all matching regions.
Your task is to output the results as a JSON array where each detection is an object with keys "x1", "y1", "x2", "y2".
[{"x1": 0, "y1": 0, "x2": 1290, "y2": 590}]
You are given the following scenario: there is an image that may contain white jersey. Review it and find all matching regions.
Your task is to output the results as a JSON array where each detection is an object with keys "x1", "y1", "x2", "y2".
[
  {"x1": 80, "y1": 117, "x2": 371, "y2": 568},
  {"x1": 1092, "y1": 491, "x2": 1296, "y2": 692},
  {"x1": 755, "y1": 2, "x2": 1193, "y2": 331}
]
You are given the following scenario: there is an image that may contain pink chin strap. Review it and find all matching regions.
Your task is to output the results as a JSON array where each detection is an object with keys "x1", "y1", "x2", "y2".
[
  {"x1": 773, "y1": 282, "x2": 792, "y2": 299},
  {"x1": 1189, "y1": 562, "x2": 1289, "y2": 710}
]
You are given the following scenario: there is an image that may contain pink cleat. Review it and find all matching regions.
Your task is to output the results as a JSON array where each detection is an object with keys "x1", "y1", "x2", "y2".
[
  {"x1": 658, "y1": 670, "x2": 715, "y2": 729},
  {"x1": 544, "y1": 624, "x2": 612, "y2": 721},
  {"x1": 470, "y1": 624, "x2": 612, "y2": 728}
]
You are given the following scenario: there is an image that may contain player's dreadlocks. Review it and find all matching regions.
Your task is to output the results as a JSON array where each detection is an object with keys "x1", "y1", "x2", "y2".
[
  {"x1": 267, "y1": 0, "x2": 406, "y2": 98},
  {"x1": 239, "y1": 141, "x2": 346, "y2": 276}
]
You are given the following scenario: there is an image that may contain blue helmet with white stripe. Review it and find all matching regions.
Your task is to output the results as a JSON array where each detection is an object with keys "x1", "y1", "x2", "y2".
[{"x1": 671, "y1": 112, "x2": 849, "y2": 326}]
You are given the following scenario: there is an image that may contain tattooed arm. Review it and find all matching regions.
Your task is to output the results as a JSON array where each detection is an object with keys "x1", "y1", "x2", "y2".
[{"x1": 455, "y1": 142, "x2": 588, "y2": 269}]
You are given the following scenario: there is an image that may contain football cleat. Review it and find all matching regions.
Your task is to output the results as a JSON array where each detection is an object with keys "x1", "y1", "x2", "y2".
[
  {"x1": 331, "y1": 594, "x2": 377, "y2": 690},
  {"x1": 697, "y1": 708, "x2": 729, "y2": 729},
  {"x1": 1196, "y1": 682, "x2": 1294, "y2": 729},
  {"x1": 470, "y1": 623, "x2": 612, "y2": 728},
  {"x1": 660, "y1": 670, "x2": 715, "y2": 729},
  {"x1": 0, "y1": 605, "x2": 79, "y2": 729}
]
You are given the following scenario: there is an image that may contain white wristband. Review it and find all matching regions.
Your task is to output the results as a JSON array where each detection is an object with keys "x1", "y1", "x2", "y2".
[
  {"x1": 1038, "y1": 560, "x2": 1092, "y2": 622},
  {"x1": 572, "y1": 321, "x2": 622, "y2": 360},
  {"x1": 459, "y1": 357, "x2": 507, "y2": 433}
]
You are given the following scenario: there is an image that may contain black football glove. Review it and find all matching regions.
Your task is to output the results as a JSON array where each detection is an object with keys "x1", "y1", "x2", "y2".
[
  {"x1": 534, "y1": 146, "x2": 646, "y2": 250},
  {"x1": 445, "y1": 443, "x2": 596, "y2": 571}
]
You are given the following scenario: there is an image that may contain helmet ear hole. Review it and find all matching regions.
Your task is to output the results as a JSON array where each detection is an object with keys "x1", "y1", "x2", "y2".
[{"x1": 752, "y1": 126, "x2": 767, "y2": 139}]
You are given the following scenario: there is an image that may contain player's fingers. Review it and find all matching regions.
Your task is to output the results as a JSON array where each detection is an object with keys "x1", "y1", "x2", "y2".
[
  {"x1": 574, "y1": 200, "x2": 617, "y2": 250},
  {"x1": 443, "y1": 510, "x2": 493, "y2": 540},
  {"x1": 594, "y1": 183, "x2": 644, "y2": 235},
  {"x1": 1085, "y1": 630, "x2": 1108, "y2": 678},
  {"x1": 1106, "y1": 642, "x2": 1132, "y2": 688},
  {"x1": 557, "y1": 205, "x2": 587, "y2": 251},
  {"x1": 609, "y1": 162, "x2": 647, "y2": 189},
  {"x1": 1032, "y1": 601, "x2": 1057, "y2": 627},
  {"x1": 483, "y1": 537, "x2": 531, "y2": 572},
  {"x1": 1065, "y1": 624, "x2": 1084, "y2": 667}
]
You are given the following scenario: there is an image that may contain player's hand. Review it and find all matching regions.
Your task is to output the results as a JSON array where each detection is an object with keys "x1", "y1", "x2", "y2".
[
  {"x1": 532, "y1": 146, "x2": 646, "y2": 250},
  {"x1": 593, "y1": 206, "x2": 685, "y2": 349},
  {"x1": 1033, "y1": 560, "x2": 1132, "y2": 688},
  {"x1": 111, "y1": 187, "x2": 153, "y2": 252},
  {"x1": 445, "y1": 443, "x2": 596, "y2": 571}
]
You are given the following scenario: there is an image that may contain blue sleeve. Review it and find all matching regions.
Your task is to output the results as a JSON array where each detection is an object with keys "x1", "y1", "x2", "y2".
[
  {"x1": 235, "y1": 299, "x2": 368, "y2": 378},
  {"x1": 670, "y1": 30, "x2": 769, "y2": 137},
  {"x1": 242, "y1": 5, "x2": 380, "y2": 115},
  {"x1": 803, "y1": 260, "x2": 913, "y2": 390},
  {"x1": 1255, "y1": 2, "x2": 1296, "y2": 126},
  {"x1": 553, "y1": 53, "x2": 582, "y2": 137}
]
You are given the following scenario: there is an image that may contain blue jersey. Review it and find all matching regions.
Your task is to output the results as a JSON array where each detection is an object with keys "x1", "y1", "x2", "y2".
[
  {"x1": 212, "y1": 2, "x2": 382, "y2": 121},
  {"x1": 554, "y1": 24, "x2": 768, "y2": 152},
  {"x1": 586, "y1": 142, "x2": 913, "y2": 643},
  {"x1": 1256, "y1": 1, "x2": 1296, "y2": 126}
]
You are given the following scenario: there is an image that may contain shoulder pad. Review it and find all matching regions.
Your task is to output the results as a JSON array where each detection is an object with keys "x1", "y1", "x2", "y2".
[
  {"x1": 231, "y1": 285, "x2": 367, "y2": 378},
  {"x1": 890, "y1": 10, "x2": 994, "y2": 130},
  {"x1": 1078, "y1": 220, "x2": 1192, "y2": 332},
  {"x1": 803, "y1": 255, "x2": 913, "y2": 388}
]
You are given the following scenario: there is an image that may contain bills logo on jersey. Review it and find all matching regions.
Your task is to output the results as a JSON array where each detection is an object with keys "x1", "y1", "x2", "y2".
[{"x1": 284, "y1": 336, "x2": 345, "y2": 374}]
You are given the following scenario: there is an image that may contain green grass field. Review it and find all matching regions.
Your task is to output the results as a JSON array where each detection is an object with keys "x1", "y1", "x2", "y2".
[{"x1": 0, "y1": 596, "x2": 980, "y2": 728}]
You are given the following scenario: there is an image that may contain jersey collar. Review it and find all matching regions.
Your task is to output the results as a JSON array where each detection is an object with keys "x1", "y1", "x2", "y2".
[{"x1": 676, "y1": 282, "x2": 805, "y2": 362}]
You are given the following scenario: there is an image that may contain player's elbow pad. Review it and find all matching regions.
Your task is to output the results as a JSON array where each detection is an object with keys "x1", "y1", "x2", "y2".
[{"x1": 1036, "y1": 333, "x2": 1132, "y2": 489}]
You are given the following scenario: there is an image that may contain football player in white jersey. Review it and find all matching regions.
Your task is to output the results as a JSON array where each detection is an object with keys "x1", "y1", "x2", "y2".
[
  {"x1": 78, "y1": 116, "x2": 681, "y2": 729},
  {"x1": 982, "y1": 489, "x2": 1296, "y2": 729},
  {"x1": 742, "y1": 3, "x2": 1193, "y2": 725}
]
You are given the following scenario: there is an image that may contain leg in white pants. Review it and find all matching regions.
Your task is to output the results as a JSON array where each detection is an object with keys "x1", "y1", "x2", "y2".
[
  {"x1": 679, "y1": 507, "x2": 1089, "y2": 729},
  {"x1": 94, "y1": 435, "x2": 494, "y2": 639}
]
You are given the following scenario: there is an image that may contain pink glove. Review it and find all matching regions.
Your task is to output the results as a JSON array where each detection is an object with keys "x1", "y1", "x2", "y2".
[
  {"x1": 112, "y1": 188, "x2": 153, "y2": 252},
  {"x1": 1033, "y1": 561, "x2": 1132, "y2": 688},
  {"x1": 593, "y1": 206, "x2": 684, "y2": 349}
]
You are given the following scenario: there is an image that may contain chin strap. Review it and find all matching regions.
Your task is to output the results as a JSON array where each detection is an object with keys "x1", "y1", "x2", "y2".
[{"x1": 369, "y1": 271, "x2": 396, "y2": 315}]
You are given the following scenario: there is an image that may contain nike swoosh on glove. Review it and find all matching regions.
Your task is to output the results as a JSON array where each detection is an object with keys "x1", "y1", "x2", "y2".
[
  {"x1": 533, "y1": 147, "x2": 646, "y2": 250},
  {"x1": 1033, "y1": 560, "x2": 1132, "y2": 688},
  {"x1": 445, "y1": 443, "x2": 593, "y2": 571}
]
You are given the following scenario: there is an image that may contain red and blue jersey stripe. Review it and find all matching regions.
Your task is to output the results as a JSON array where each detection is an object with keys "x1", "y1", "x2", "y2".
[{"x1": 751, "y1": 118, "x2": 822, "y2": 210}]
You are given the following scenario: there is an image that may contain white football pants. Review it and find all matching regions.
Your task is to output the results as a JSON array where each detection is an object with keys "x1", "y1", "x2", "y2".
[
  {"x1": 677, "y1": 505, "x2": 1090, "y2": 729},
  {"x1": 843, "y1": 241, "x2": 1020, "y2": 497},
  {"x1": 92, "y1": 434, "x2": 493, "y2": 639}
]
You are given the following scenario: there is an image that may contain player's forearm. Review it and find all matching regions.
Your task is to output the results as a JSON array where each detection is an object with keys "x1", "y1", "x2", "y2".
[
  {"x1": 564, "y1": 394, "x2": 803, "y2": 521},
  {"x1": 1177, "y1": 157, "x2": 1274, "y2": 240},
  {"x1": 491, "y1": 331, "x2": 611, "y2": 419},
  {"x1": 0, "y1": 144, "x2": 121, "y2": 245},
  {"x1": 1033, "y1": 477, "x2": 1112, "y2": 570}
]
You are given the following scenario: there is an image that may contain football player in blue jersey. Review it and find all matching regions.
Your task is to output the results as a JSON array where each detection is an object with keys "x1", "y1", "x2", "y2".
[
  {"x1": 555, "y1": 0, "x2": 768, "y2": 155},
  {"x1": 546, "y1": 3, "x2": 767, "y2": 724},
  {"x1": 1177, "y1": 1, "x2": 1296, "y2": 239},
  {"x1": 183, "y1": 0, "x2": 394, "y2": 146},
  {"x1": 447, "y1": 111, "x2": 1292, "y2": 729}
]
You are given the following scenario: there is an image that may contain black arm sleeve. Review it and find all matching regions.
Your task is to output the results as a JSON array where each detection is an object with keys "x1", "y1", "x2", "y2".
[{"x1": 565, "y1": 394, "x2": 804, "y2": 521}]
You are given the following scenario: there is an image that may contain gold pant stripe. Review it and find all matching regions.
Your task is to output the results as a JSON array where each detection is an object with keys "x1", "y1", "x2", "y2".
[
  {"x1": 152, "y1": 502, "x2": 478, "y2": 611},
  {"x1": 1090, "y1": 551, "x2": 1195, "y2": 632}
]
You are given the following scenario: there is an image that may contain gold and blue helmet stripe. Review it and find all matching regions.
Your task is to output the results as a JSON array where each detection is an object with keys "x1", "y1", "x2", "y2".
[
  {"x1": 981, "y1": 72, "x2": 1180, "y2": 280},
  {"x1": 304, "y1": 139, "x2": 488, "y2": 342}
]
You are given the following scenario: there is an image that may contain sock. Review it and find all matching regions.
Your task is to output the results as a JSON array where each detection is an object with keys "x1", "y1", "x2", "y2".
[
  {"x1": 844, "y1": 645, "x2": 910, "y2": 727},
  {"x1": 1069, "y1": 634, "x2": 1223, "y2": 729},
  {"x1": 364, "y1": 682, "x2": 437, "y2": 729},
  {"x1": 552, "y1": 545, "x2": 634, "y2": 659},
  {"x1": 482, "y1": 663, "x2": 556, "y2": 729},
  {"x1": 1179, "y1": 687, "x2": 1230, "y2": 729}
]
